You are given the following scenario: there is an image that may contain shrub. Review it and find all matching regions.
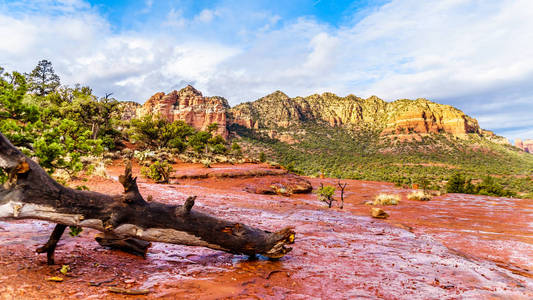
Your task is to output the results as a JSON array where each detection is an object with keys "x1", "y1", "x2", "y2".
[
  {"x1": 284, "y1": 161, "x2": 299, "y2": 173},
  {"x1": 68, "y1": 226, "x2": 83, "y2": 237},
  {"x1": 259, "y1": 152, "x2": 267, "y2": 162},
  {"x1": 201, "y1": 158, "x2": 212, "y2": 168},
  {"x1": 141, "y1": 161, "x2": 173, "y2": 183},
  {"x1": 475, "y1": 175, "x2": 515, "y2": 197},
  {"x1": 415, "y1": 176, "x2": 430, "y2": 191},
  {"x1": 445, "y1": 173, "x2": 514, "y2": 197},
  {"x1": 446, "y1": 173, "x2": 466, "y2": 193},
  {"x1": 315, "y1": 184, "x2": 336, "y2": 208},
  {"x1": 211, "y1": 143, "x2": 227, "y2": 154},
  {"x1": 373, "y1": 193, "x2": 400, "y2": 205},
  {"x1": 189, "y1": 131, "x2": 212, "y2": 153},
  {"x1": 131, "y1": 116, "x2": 194, "y2": 151},
  {"x1": 0, "y1": 168, "x2": 7, "y2": 184},
  {"x1": 407, "y1": 190, "x2": 432, "y2": 201},
  {"x1": 231, "y1": 142, "x2": 242, "y2": 156}
]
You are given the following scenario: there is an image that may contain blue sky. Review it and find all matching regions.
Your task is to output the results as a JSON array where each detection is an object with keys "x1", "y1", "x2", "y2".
[
  {"x1": 86, "y1": 0, "x2": 386, "y2": 30},
  {"x1": 1, "y1": 0, "x2": 532, "y2": 141}
]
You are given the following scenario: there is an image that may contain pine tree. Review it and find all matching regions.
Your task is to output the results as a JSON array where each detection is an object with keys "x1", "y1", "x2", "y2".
[{"x1": 26, "y1": 60, "x2": 60, "y2": 96}]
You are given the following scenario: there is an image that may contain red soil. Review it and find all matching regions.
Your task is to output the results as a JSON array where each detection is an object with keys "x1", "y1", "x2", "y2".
[{"x1": 0, "y1": 162, "x2": 532, "y2": 299}]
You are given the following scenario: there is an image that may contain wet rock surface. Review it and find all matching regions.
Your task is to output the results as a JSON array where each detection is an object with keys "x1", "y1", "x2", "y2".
[
  {"x1": 244, "y1": 174, "x2": 313, "y2": 195},
  {"x1": 173, "y1": 163, "x2": 287, "y2": 179},
  {"x1": 0, "y1": 163, "x2": 532, "y2": 299}
]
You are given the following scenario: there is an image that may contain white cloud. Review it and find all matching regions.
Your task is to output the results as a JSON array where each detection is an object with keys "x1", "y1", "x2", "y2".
[
  {"x1": 0, "y1": 0, "x2": 532, "y2": 139},
  {"x1": 194, "y1": 9, "x2": 216, "y2": 23},
  {"x1": 164, "y1": 8, "x2": 186, "y2": 28}
]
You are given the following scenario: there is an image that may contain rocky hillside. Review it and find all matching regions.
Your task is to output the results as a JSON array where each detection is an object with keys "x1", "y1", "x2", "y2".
[
  {"x1": 136, "y1": 86, "x2": 508, "y2": 143},
  {"x1": 230, "y1": 91, "x2": 486, "y2": 137}
]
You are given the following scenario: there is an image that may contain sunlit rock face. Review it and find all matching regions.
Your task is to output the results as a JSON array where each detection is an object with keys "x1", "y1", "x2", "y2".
[
  {"x1": 136, "y1": 86, "x2": 508, "y2": 143},
  {"x1": 118, "y1": 101, "x2": 141, "y2": 121},
  {"x1": 229, "y1": 91, "x2": 481, "y2": 136},
  {"x1": 515, "y1": 138, "x2": 533, "y2": 153},
  {"x1": 138, "y1": 85, "x2": 230, "y2": 138}
]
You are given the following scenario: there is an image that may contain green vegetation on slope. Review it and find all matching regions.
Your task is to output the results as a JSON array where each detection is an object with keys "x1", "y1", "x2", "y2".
[
  {"x1": 0, "y1": 60, "x2": 234, "y2": 181},
  {"x1": 233, "y1": 123, "x2": 533, "y2": 198}
]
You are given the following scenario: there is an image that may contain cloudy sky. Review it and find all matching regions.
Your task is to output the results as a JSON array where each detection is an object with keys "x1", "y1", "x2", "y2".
[{"x1": 1, "y1": 0, "x2": 532, "y2": 140}]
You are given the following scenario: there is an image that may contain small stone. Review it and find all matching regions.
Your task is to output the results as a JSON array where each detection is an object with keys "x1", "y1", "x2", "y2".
[{"x1": 371, "y1": 208, "x2": 389, "y2": 219}]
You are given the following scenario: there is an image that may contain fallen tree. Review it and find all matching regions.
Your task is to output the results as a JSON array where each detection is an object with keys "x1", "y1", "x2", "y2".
[{"x1": 0, "y1": 132, "x2": 295, "y2": 264}]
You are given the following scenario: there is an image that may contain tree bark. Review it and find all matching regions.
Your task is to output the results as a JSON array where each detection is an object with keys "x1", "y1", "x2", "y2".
[
  {"x1": 337, "y1": 181, "x2": 347, "y2": 209},
  {"x1": 0, "y1": 132, "x2": 295, "y2": 263},
  {"x1": 95, "y1": 231, "x2": 151, "y2": 258}
]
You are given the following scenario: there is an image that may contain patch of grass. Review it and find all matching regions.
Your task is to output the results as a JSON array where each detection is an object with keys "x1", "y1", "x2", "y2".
[
  {"x1": 373, "y1": 193, "x2": 400, "y2": 205},
  {"x1": 407, "y1": 190, "x2": 432, "y2": 201}
]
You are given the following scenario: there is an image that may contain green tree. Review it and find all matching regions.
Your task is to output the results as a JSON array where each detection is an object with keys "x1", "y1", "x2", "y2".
[
  {"x1": 26, "y1": 60, "x2": 60, "y2": 96},
  {"x1": 231, "y1": 142, "x2": 242, "y2": 156},
  {"x1": 316, "y1": 184, "x2": 336, "y2": 208},
  {"x1": 141, "y1": 161, "x2": 173, "y2": 183},
  {"x1": 212, "y1": 143, "x2": 227, "y2": 154},
  {"x1": 0, "y1": 67, "x2": 39, "y2": 148},
  {"x1": 33, "y1": 119, "x2": 103, "y2": 174},
  {"x1": 206, "y1": 122, "x2": 219, "y2": 133},
  {"x1": 208, "y1": 134, "x2": 227, "y2": 154},
  {"x1": 131, "y1": 115, "x2": 165, "y2": 148},
  {"x1": 189, "y1": 131, "x2": 212, "y2": 153},
  {"x1": 446, "y1": 173, "x2": 466, "y2": 193},
  {"x1": 474, "y1": 175, "x2": 513, "y2": 197},
  {"x1": 131, "y1": 116, "x2": 195, "y2": 151}
]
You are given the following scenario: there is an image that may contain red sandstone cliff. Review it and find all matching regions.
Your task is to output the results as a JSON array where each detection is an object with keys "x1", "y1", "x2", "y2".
[
  {"x1": 138, "y1": 85, "x2": 230, "y2": 138},
  {"x1": 515, "y1": 138, "x2": 533, "y2": 153},
  {"x1": 135, "y1": 86, "x2": 509, "y2": 143}
]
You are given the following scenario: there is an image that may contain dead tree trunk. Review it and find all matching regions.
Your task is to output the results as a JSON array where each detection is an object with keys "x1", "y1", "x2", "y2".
[
  {"x1": 337, "y1": 181, "x2": 347, "y2": 209},
  {"x1": 0, "y1": 132, "x2": 294, "y2": 264}
]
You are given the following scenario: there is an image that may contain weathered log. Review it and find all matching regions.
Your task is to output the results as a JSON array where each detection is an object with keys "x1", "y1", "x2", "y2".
[
  {"x1": 0, "y1": 132, "x2": 295, "y2": 264},
  {"x1": 35, "y1": 224, "x2": 66, "y2": 264},
  {"x1": 95, "y1": 231, "x2": 151, "y2": 257}
]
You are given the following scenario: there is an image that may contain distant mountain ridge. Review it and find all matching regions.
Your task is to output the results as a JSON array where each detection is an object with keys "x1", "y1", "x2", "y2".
[
  {"x1": 515, "y1": 139, "x2": 533, "y2": 153},
  {"x1": 133, "y1": 85, "x2": 508, "y2": 144},
  {"x1": 231, "y1": 90, "x2": 483, "y2": 136}
]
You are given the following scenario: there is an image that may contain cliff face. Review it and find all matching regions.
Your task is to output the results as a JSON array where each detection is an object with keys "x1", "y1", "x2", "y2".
[
  {"x1": 515, "y1": 139, "x2": 533, "y2": 153},
  {"x1": 382, "y1": 99, "x2": 480, "y2": 135},
  {"x1": 138, "y1": 85, "x2": 230, "y2": 138},
  {"x1": 229, "y1": 92, "x2": 480, "y2": 136},
  {"x1": 135, "y1": 86, "x2": 504, "y2": 142},
  {"x1": 118, "y1": 101, "x2": 141, "y2": 121}
]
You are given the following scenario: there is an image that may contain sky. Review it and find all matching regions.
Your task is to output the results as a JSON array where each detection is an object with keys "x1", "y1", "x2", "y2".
[{"x1": 0, "y1": 0, "x2": 532, "y2": 141}]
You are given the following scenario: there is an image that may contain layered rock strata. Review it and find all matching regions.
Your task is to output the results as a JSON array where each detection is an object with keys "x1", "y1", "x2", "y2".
[
  {"x1": 135, "y1": 86, "x2": 504, "y2": 141},
  {"x1": 138, "y1": 85, "x2": 230, "y2": 138},
  {"x1": 515, "y1": 139, "x2": 533, "y2": 153}
]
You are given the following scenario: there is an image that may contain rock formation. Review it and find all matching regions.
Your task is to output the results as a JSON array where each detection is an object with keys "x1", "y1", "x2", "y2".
[
  {"x1": 134, "y1": 86, "x2": 508, "y2": 142},
  {"x1": 515, "y1": 139, "x2": 524, "y2": 150},
  {"x1": 525, "y1": 140, "x2": 533, "y2": 153},
  {"x1": 515, "y1": 138, "x2": 533, "y2": 153},
  {"x1": 138, "y1": 85, "x2": 230, "y2": 138},
  {"x1": 118, "y1": 101, "x2": 141, "y2": 121},
  {"x1": 229, "y1": 91, "x2": 480, "y2": 136}
]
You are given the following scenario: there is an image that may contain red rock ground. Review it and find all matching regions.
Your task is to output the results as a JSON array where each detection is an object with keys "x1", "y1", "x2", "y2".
[{"x1": 0, "y1": 162, "x2": 532, "y2": 299}]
